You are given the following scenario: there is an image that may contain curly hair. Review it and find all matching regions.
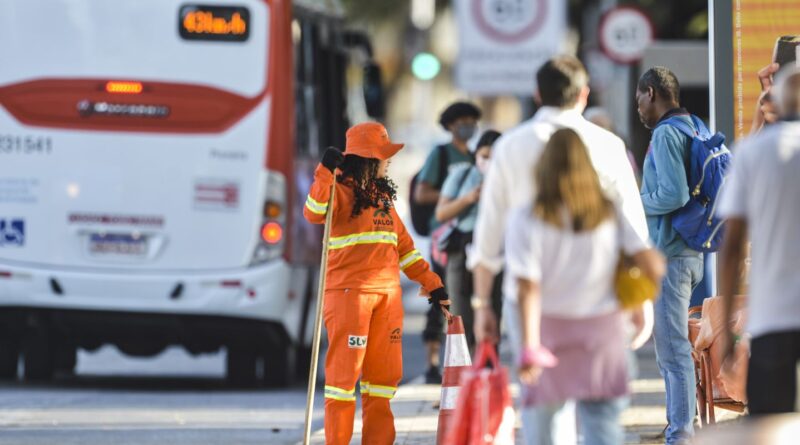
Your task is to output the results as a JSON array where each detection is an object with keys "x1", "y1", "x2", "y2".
[{"x1": 337, "y1": 155, "x2": 398, "y2": 218}]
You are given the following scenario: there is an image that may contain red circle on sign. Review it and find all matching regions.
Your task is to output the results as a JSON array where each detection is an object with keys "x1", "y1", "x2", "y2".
[
  {"x1": 472, "y1": 0, "x2": 549, "y2": 44},
  {"x1": 598, "y1": 5, "x2": 655, "y2": 65}
]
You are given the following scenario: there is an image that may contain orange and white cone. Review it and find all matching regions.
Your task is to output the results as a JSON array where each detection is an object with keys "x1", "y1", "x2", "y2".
[{"x1": 436, "y1": 312, "x2": 472, "y2": 445}]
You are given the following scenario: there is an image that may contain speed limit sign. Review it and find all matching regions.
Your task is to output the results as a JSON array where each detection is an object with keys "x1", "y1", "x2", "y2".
[{"x1": 599, "y1": 6, "x2": 654, "y2": 64}]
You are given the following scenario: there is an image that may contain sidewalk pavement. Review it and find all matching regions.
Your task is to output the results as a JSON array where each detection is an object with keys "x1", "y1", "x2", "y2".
[{"x1": 307, "y1": 341, "x2": 742, "y2": 444}]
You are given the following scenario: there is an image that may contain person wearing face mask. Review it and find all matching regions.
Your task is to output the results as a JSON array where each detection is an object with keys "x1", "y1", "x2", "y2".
[
  {"x1": 434, "y1": 130, "x2": 502, "y2": 348},
  {"x1": 414, "y1": 101, "x2": 481, "y2": 383}
]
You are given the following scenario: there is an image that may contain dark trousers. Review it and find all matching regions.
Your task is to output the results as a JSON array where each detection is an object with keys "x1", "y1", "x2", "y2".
[
  {"x1": 445, "y1": 248, "x2": 503, "y2": 347},
  {"x1": 422, "y1": 259, "x2": 446, "y2": 343},
  {"x1": 747, "y1": 330, "x2": 800, "y2": 415}
]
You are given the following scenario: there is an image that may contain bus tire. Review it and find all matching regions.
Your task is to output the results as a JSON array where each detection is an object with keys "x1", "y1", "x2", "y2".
[
  {"x1": 226, "y1": 344, "x2": 258, "y2": 388},
  {"x1": 23, "y1": 329, "x2": 54, "y2": 381},
  {"x1": 262, "y1": 342, "x2": 294, "y2": 388},
  {"x1": 294, "y1": 344, "x2": 312, "y2": 381},
  {"x1": 0, "y1": 338, "x2": 20, "y2": 380},
  {"x1": 54, "y1": 344, "x2": 77, "y2": 375}
]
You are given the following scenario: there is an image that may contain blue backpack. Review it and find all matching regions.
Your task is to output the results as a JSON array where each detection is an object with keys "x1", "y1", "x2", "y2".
[{"x1": 658, "y1": 115, "x2": 732, "y2": 253}]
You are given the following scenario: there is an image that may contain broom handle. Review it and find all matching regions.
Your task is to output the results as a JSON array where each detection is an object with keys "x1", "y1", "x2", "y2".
[{"x1": 302, "y1": 179, "x2": 336, "y2": 445}]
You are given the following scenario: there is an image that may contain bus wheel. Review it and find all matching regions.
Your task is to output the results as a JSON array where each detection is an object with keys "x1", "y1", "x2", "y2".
[
  {"x1": 54, "y1": 344, "x2": 77, "y2": 375},
  {"x1": 294, "y1": 344, "x2": 312, "y2": 382},
  {"x1": 0, "y1": 337, "x2": 20, "y2": 379},
  {"x1": 23, "y1": 329, "x2": 54, "y2": 381},
  {"x1": 262, "y1": 342, "x2": 294, "y2": 388},
  {"x1": 226, "y1": 344, "x2": 258, "y2": 388}
]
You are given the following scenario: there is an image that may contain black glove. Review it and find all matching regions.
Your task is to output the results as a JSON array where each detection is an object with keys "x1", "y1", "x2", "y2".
[
  {"x1": 428, "y1": 287, "x2": 450, "y2": 311},
  {"x1": 321, "y1": 147, "x2": 344, "y2": 173}
]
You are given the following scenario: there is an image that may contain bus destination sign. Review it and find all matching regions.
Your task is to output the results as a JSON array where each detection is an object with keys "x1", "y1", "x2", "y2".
[{"x1": 179, "y1": 5, "x2": 250, "y2": 42}]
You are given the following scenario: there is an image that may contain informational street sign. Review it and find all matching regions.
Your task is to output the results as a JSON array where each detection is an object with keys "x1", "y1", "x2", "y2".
[
  {"x1": 599, "y1": 6, "x2": 654, "y2": 65},
  {"x1": 455, "y1": 0, "x2": 566, "y2": 95}
]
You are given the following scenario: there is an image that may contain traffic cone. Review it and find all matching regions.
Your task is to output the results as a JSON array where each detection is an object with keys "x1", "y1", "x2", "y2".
[{"x1": 436, "y1": 314, "x2": 472, "y2": 445}]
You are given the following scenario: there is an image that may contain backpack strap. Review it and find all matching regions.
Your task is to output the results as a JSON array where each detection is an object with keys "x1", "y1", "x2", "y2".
[
  {"x1": 658, "y1": 116, "x2": 697, "y2": 139},
  {"x1": 456, "y1": 165, "x2": 472, "y2": 190},
  {"x1": 453, "y1": 166, "x2": 476, "y2": 224},
  {"x1": 689, "y1": 115, "x2": 711, "y2": 138},
  {"x1": 659, "y1": 115, "x2": 711, "y2": 140},
  {"x1": 435, "y1": 144, "x2": 450, "y2": 190}
]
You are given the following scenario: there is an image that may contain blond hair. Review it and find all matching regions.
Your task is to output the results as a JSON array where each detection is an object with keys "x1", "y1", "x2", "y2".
[{"x1": 533, "y1": 128, "x2": 614, "y2": 231}]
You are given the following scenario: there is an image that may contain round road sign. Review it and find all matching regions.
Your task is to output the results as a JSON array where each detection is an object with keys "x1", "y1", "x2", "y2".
[
  {"x1": 471, "y1": 0, "x2": 549, "y2": 44},
  {"x1": 599, "y1": 6, "x2": 654, "y2": 64}
]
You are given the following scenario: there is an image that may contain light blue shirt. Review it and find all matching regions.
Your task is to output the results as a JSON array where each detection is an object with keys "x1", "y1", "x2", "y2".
[
  {"x1": 440, "y1": 165, "x2": 482, "y2": 232},
  {"x1": 640, "y1": 113, "x2": 694, "y2": 257}
]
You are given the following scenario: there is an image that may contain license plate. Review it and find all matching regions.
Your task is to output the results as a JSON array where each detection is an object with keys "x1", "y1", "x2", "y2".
[{"x1": 88, "y1": 233, "x2": 147, "y2": 256}]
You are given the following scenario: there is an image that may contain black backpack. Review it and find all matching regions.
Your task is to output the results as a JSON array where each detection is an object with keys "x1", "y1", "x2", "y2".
[{"x1": 409, "y1": 144, "x2": 449, "y2": 236}]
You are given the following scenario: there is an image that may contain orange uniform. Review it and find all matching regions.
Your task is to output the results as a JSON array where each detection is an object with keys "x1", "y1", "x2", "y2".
[{"x1": 304, "y1": 164, "x2": 443, "y2": 445}]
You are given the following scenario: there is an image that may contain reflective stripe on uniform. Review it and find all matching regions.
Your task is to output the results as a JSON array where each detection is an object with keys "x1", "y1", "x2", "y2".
[
  {"x1": 360, "y1": 381, "x2": 370, "y2": 394},
  {"x1": 324, "y1": 385, "x2": 356, "y2": 402},
  {"x1": 328, "y1": 231, "x2": 398, "y2": 250},
  {"x1": 399, "y1": 249, "x2": 423, "y2": 270},
  {"x1": 305, "y1": 195, "x2": 328, "y2": 215},
  {"x1": 367, "y1": 384, "x2": 397, "y2": 399}
]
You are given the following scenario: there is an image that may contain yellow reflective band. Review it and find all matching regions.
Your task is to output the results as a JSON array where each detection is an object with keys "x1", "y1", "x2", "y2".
[
  {"x1": 399, "y1": 249, "x2": 423, "y2": 270},
  {"x1": 324, "y1": 385, "x2": 356, "y2": 402},
  {"x1": 360, "y1": 382, "x2": 370, "y2": 394},
  {"x1": 328, "y1": 231, "x2": 398, "y2": 250},
  {"x1": 305, "y1": 195, "x2": 328, "y2": 215},
  {"x1": 367, "y1": 384, "x2": 397, "y2": 399}
]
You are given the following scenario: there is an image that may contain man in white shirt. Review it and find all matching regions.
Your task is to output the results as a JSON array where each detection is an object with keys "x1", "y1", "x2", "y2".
[
  {"x1": 469, "y1": 56, "x2": 650, "y2": 443},
  {"x1": 718, "y1": 66, "x2": 800, "y2": 415},
  {"x1": 470, "y1": 56, "x2": 648, "y2": 339}
]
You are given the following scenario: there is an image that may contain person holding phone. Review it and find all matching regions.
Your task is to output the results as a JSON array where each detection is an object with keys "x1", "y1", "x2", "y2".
[{"x1": 751, "y1": 36, "x2": 799, "y2": 134}]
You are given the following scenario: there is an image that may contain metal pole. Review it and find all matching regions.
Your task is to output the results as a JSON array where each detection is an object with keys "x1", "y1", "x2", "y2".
[{"x1": 302, "y1": 180, "x2": 336, "y2": 445}]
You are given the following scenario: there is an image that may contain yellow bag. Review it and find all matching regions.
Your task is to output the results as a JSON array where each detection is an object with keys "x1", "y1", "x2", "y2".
[{"x1": 615, "y1": 255, "x2": 658, "y2": 309}]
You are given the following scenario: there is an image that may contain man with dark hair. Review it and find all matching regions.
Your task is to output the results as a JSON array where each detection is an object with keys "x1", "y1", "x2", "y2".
[
  {"x1": 415, "y1": 100, "x2": 481, "y2": 383},
  {"x1": 471, "y1": 55, "x2": 650, "y2": 442},
  {"x1": 636, "y1": 66, "x2": 703, "y2": 444}
]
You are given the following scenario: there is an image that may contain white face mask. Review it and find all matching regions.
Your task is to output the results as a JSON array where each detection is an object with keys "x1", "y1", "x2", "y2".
[{"x1": 475, "y1": 156, "x2": 490, "y2": 174}]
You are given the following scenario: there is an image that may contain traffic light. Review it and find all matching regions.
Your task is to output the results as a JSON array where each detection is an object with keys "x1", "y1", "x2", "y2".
[{"x1": 411, "y1": 52, "x2": 441, "y2": 80}]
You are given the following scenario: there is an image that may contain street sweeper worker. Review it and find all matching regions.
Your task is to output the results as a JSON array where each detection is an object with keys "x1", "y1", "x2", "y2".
[{"x1": 303, "y1": 121, "x2": 450, "y2": 445}]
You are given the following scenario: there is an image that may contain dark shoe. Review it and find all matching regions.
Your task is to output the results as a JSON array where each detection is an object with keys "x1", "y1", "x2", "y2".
[{"x1": 425, "y1": 366, "x2": 442, "y2": 384}]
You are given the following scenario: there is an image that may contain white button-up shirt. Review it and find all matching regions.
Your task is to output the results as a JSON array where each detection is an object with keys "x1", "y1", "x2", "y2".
[{"x1": 469, "y1": 106, "x2": 650, "y2": 302}]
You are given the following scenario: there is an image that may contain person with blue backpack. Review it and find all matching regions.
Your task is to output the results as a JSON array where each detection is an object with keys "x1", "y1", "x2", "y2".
[{"x1": 635, "y1": 66, "x2": 731, "y2": 445}]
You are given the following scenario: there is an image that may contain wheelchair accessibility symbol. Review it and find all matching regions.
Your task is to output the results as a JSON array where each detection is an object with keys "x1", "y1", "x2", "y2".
[{"x1": 0, "y1": 219, "x2": 25, "y2": 246}]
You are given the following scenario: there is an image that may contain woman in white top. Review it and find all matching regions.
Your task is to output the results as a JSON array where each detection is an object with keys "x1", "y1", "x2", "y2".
[{"x1": 505, "y1": 128, "x2": 665, "y2": 445}]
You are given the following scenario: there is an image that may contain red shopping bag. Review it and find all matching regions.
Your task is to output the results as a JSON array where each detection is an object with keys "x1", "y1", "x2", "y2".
[{"x1": 444, "y1": 342, "x2": 515, "y2": 445}]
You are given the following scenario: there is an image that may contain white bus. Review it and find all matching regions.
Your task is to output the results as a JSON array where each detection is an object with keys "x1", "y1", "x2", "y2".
[{"x1": 0, "y1": 0, "x2": 383, "y2": 386}]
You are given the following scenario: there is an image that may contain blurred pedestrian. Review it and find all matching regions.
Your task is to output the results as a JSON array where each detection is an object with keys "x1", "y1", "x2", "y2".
[
  {"x1": 469, "y1": 55, "x2": 649, "y2": 443},
  {"x1": 718, "y1": 66, "x2": 800, "y2": 415},
  {"x1": 435, "y1": 130, "x2": 503, "y2": 348},
  {"x1": 413, "y1": 101, "x2": 481, "y2": 384},
  {"x1": 303, "y1": 122, "x2": 450, "y2": 444},
  {"x1": 507, "y1": 128, "x2": 665, "y2": 445},
  {"x1": 635, "y1": 66, "x2": 704, "y2": 444}
]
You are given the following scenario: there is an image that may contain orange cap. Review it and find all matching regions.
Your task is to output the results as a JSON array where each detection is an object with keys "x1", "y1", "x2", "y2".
[{"x1": 344, "y1": 122, "x2": 404, "y2": 160}]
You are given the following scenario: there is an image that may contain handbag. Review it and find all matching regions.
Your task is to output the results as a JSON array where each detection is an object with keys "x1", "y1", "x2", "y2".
[
  {"x1": 437, "y1": 224, "x2": 472, "y2": 253},
  {"x1": 430, "y1": 222, "x2": 451, "y2": 267},
  {"x1": 614, "y1": 254, "x2": 658, "y2": 309},
  {"x1": 444, "y1": 342, "x2": 515, "y2": 445}
]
